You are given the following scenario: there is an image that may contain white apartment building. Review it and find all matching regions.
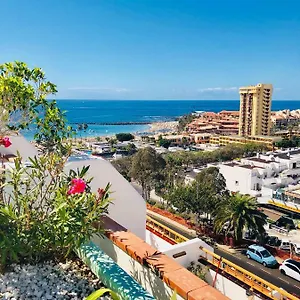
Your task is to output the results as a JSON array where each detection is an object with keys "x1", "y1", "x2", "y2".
[{"x1": 216, "y1": 148, "x2": 300, "y2": 202}]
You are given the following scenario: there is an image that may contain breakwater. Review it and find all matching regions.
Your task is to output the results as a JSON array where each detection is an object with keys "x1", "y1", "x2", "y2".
[{"x1": 70, "y1": 121, "x2": 152, "y2": 125}]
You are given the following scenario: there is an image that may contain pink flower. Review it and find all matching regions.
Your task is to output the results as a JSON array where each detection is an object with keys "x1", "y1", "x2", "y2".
[
  {"x1": 68, "y1": 178, "x2": 86, "y2": 195},
  {"x1": 1, "y1": 137, "x2": 12, "y2": 148}
]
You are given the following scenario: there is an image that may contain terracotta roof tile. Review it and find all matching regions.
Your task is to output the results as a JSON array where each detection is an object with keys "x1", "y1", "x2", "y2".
[
  {"x1": 164, "y1": 268, "x2": 208, "y2": 298},
  {"x1": 109, "y1": 231, "x2": 144, "y2": 252},
  {"x1": 102, "y1": 217, "x2": 229, "y2": 300},
  {"x1": 126, "y1": 242, "x2": 159, "y2": 264},
  {"x1": 146, "y1": 253, "x2": 182, "y2": 277},
  {"x1": 188, "y1": 285, "x2": 230, "y2": 300}
]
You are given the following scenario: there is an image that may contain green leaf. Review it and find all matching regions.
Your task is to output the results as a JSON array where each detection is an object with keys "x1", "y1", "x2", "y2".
[
  {"x1": 170, "y1": 291, "x2": 177, "y2": 300},
  {"x1": 86, "y1": 288, "x2": 120, "y2": 300}
]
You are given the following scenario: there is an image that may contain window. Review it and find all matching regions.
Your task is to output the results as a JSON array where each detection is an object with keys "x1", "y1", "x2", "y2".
[
  {"x1": 172, "y1": 251, "x2": 186, "y2": 258},
  {"x1": 235, "y1": 181, "x2": 239, "y2": 186},
  {"x1": 255, "y1": 250, "x2": 262, "y2": 258},
  {"x1": 286, "y1": 264, "x2": 300, "y2": 274},
  {"x1": 261, "y1": 250, "x2": 271, "y2": 258}
]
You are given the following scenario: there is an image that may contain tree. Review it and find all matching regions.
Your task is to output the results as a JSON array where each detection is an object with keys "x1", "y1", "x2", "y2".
[
  {"x1": 165, "y1": 167, "x2": 228, "y2": 221},
  {"x1": 165, "y1": 184, "x2": 195, "y2": 213},
  {"x1": 275, "y1": 136, "x2": 300, "y2": 148},
  {"x1": 108, "y1": 137, "x2": 117, "y2": 147},
  {"x1": 158, "y1": 138, "x2": 171, "y2": 149},
  {"x1": 163, "y1": 154, "x2": 184, "y2": 192},
  {"x1": 129, "y1": 147, "x2": 165, "y2": 201},
  {"x1": 213, "y1": 193, "x2": 267, "y2": 241},
  {"x1": 116, "y1": 132, "x2": 134, "y2": 142},
  {"x1": 125, "y1": 143, "x2": 137, "y2": 155},
  {"x1": 0, "y1": 61, "x2": 72, "y2": 153},
  {"x1": 193, "y1": 167, "x2": 229, "y2": 216},
  {"x1": 112, "y1": 157, "x2": 132, "y2": 181}
]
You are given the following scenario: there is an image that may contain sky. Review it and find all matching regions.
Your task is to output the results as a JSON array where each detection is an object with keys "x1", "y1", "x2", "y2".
[{"x1": 0, "y1": 0, "x2": 299, "y2": 100}]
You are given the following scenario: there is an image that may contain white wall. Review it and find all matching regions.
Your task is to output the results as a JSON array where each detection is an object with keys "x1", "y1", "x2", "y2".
[
  {"x1": 2, "y1": 135, "x2": 38, "y2": 161},
  {"x1": 200, "y1": 262, "x2": 261, "y2": 300},
  {"x1": 219, "y1": 164, "x2": 253, "y2": 194},
  {"x1": 145, "y1": 230, "x2": 173, "y2": 252},
  {"x1": 65, "y1": 159, "x2": 147, "y2": 240},
  {"x1": 162, "y1": 238, "x2": 213, "y2": 268},
  {"x1": 91, "y1": 234, "x2": 184, "y2": 300},
  {"x1": 92, "y1": 234, "x2": 263, "y2": 300}
]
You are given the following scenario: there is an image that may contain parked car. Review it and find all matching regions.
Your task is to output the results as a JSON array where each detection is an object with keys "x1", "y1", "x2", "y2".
[
  {"x1": 293, "y1": 243, "x2": 300, "y2": 255},
  {"x1": 265, "y1": 236, "x2": 281, "y2": 247},
  {"x1": 278, "y1": 240, "x2": 300, "y2": 254},
  {"x1": 246, "y1": 245, "x2": 278, "y2": 267},
  {"x1": 279, "y1": 259, "x2": 300, "y2": 282},
  {"x1": 278, "y1": 239, "x2": 293, "y2": 251},
  {"x1": 274, "y1": 216, "x2": 296, "y2": 230}
]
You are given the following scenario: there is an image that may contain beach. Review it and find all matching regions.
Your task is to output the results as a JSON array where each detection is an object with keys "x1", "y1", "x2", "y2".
[
  {"x1": 147, "y1": 121, "x2": 178, "y2": 133},
  {"x1": 61, "y1": 121, "x2": 179, "y2": 144}
]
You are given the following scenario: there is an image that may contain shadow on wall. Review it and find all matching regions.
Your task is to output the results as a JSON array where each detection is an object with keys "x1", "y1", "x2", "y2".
[
  {"x1": 202, "y1": 262, "x2": 228, "y2": 298},
  {"x1": 79, "y1": 242, "x2": 154, "y2": 300},
  {"x1": 130, "y1": 258, "x2": 172, "y2": 300},
  {"x1": 91, "y1": 234, "x2": 118, "y2": 263}
]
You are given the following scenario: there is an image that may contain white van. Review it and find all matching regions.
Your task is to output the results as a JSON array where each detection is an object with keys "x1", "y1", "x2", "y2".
[{"x1": 279, "y1": 240, "x2": 300, "y2": 254}]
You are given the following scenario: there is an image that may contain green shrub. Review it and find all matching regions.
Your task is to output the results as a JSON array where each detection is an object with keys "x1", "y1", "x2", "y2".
[
  {"x1": 0, "y1": 61, "x2": 111, "y2": 268},
  {"x1": 147, "y1": 199, "x2": 157, "y2": 206},
  {"x1": 180, "y1": 211, "x2": 191, "y2": 220},
  {"x1": 155, "y1": 202, "x2": 166, "y2": 210},
  {"x1": 0, "y1": 153, "x2": 111, "y2": 267},
  {"x1": 116, "y1": 133, "x2": 134, "y2": 142},
  {"x1": 187, "y1": 261, "x2": 208, "y2": 281}
]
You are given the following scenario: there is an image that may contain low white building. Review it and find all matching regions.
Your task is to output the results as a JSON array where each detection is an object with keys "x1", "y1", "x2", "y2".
[{"x1": 216, "y1": 148, "x2": 300, "y2": 202}]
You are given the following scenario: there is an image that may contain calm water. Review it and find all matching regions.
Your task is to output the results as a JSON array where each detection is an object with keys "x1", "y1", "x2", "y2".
[{"x1": 22, "y1": 100, "x2": 300, "y2": 140}]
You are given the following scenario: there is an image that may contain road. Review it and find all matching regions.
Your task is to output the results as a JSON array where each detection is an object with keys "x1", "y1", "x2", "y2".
[{"x1": 148, "y1": 213, "x2": 300, "y2": 297}]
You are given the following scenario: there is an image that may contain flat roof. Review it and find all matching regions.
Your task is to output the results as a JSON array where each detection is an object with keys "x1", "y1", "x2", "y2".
[
  {"x1": 247, "y1": 157, "x2": 273, "y2": 164},
  {"x1": 239, "y1": 164, "x2": 257, "y2": 169}
]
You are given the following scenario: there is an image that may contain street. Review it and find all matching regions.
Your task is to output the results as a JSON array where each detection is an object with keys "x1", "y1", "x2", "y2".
[{"x1": 148, "y1": 213, "x2": 300, "y2": 297}]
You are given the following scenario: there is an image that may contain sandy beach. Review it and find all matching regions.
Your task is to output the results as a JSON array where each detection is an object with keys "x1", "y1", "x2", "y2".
[
  {"x1": 148, "y1": 121, "x2": 178, "y2": 133},
  {"x1": 62, "y1": 121, "x2": 179, "y2": 143}
]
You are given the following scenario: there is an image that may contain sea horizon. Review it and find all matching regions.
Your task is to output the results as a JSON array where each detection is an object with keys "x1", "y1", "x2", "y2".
[{"x1": 22, "y1": 99, "x2": 300, "y2": 140}]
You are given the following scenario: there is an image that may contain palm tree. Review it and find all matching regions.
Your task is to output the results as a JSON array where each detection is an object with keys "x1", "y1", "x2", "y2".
[{"x1": 214, "y1": 193, "x2": 267, "y2": 241}]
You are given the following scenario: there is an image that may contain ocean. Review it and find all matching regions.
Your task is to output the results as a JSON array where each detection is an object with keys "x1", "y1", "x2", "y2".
[{"x1": 22, "y1": 100, "x2": 300, "y2": 140}]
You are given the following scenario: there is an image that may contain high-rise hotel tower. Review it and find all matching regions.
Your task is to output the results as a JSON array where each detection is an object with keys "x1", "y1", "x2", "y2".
[{"x1": 239, "y1": 83, "x2": 273, "y2": 136}]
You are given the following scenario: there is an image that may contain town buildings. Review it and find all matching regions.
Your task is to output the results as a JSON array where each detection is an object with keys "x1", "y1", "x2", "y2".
[
  {"x1": 209, "y1": 135, "x2": 281, "y2": 150},
  {"x1": 186, "y1": 110, "x2": 239, "y2": 135},
  {"x1": 214, "y1": 148, "x2": 300, "y2": 212},
  {"x1": 239, "y1": 83, "x2": 273, "y2": 136},
  {"x1": 271, "y1": 109, "x2": 300, "y2": 128}
]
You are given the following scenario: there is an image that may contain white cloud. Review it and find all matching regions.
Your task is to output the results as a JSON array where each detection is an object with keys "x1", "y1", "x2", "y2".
[
  {"x1": 67, "y1": 87, "x2": 131, "y2": 93},
  {"x1": 197, "y1": 87, "x2": 238, "y2": 93}
]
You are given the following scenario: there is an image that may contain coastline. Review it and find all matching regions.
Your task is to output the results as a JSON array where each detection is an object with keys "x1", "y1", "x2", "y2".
[
  {"x1": 72, "y1": 121, "x2": 179, "y2": 143},
  {"x1": 30, "y1": 121, "x2": 179, "y2": 144}
]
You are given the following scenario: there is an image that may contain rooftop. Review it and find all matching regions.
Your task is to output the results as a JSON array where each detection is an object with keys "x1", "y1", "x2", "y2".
[{"x1": 246, "y1": 157, "x2": 273, "y2": 164}]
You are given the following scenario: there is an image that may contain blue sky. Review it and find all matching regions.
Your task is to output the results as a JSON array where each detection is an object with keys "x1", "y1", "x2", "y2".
[{"x1": 1, "y1": 0, "x2": 299, "y2": 100}]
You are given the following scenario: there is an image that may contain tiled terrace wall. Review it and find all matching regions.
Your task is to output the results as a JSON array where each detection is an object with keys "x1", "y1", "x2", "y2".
[{"x1": 92, "y1": 216, "x2": 229, "y2": 300}]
